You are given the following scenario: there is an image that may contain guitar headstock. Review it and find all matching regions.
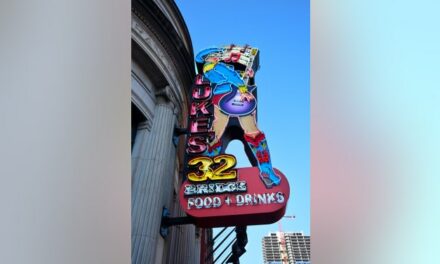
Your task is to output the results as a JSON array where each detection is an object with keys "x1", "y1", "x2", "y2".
[
  {"x1": 220, "y1": 45, "x2": 259, "y2": 74},
  {"x1": 221, "y1": 45, "x2": 260, "y2": 87},
  {"x1": 196, "y1": 44, "x2": 260, "y2": 80}
]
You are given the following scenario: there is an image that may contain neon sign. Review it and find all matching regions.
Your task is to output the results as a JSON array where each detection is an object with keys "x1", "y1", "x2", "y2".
[{"x1": 180, "y1": 44, "x2": 290, "y2": 227}]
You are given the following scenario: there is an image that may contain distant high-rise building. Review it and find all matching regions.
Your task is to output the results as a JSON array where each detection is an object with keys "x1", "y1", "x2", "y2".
[{"x1": 262, "y1": 232, "x2": 310, "y2": 264}]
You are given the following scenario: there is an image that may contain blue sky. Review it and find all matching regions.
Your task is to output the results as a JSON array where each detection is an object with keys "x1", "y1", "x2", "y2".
[{"x1": 176, "y1": 0, "x2": 310, "y2": 262}]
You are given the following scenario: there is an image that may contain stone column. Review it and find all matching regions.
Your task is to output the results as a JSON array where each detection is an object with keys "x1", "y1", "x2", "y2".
[
  {"x1": 131, "y1": 94, "x2": 177, "y2": 264},
  {"x1": 131, "y1": 120, "x2": 152, "y2": 182}
]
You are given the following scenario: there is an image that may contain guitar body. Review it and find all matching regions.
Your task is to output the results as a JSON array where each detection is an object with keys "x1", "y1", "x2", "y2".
[{"x1": 218, "y1": 85, "x2": 257, "y2": 116}]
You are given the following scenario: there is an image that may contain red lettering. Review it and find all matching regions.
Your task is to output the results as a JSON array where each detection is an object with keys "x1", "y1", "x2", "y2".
[
  {"x1": 192, "y1": 86, "x2": 212, "y2": 100},
  {"x1": 186, "y1": 81, "x2": 214, "y2": 156},
  {"x1": 190, "y1": 118, "x2": 210, "y2": 133},
  {"x1": 195, "y1": 74, "x2": 203, "y2": 85},
  {"x1": 187, "y1": 136, "x2": 207, "y2": 154},
  {"x1": 190, "y1": 101, "x2": 211, "y2": 117}
]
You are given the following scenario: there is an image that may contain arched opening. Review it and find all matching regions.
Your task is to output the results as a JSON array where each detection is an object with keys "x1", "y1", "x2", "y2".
[{"x1": 131, "y1": 103, "x2": 146, "y2": 150}]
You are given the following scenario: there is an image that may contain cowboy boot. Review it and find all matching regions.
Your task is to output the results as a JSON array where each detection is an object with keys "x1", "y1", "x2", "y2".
[{"x1": 244, "y1": 132, "x2": 281, "y2": 188}]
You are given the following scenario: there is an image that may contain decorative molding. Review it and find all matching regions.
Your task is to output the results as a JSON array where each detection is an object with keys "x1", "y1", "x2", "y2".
[
  {"x1": 152, "y1": 0, "x2": 191, "y2": 52},
  {"x1": 131, "y1": 16, "x2": 184, "y2": 109},
  {"x1": 132, "y1": 95, "x2": 154, "y2": 122},
  {"x1": 137, "y1": 120, "x2": 152, "y2": 131},
  {"x1": 131, "y1": 74, "x2": 155, "y2": 122},
  {"x1": 131, "y1": 1, "x2": 194, "y2": 123},
  {"x1": 131, "y1": 66, "x2": 154, "y2": 96},
  {"x1": 131, "y1": 1, "x2": 194, "y2": 78}
]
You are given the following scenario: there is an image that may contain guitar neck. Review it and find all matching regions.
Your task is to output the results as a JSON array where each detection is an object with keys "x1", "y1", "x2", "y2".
[{"x1": 242, "y1": 52, "x2": 256, "y2": 87}]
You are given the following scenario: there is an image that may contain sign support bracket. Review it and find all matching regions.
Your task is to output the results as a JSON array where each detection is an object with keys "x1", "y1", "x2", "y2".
[{"x1": 160, "y1": 207, "x2": 195, "y2": 238}]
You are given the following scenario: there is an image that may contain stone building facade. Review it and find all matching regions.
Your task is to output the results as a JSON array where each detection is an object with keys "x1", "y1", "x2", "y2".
[{"x1": 130, "y1": 0, "x2": 205, "y2": 263}]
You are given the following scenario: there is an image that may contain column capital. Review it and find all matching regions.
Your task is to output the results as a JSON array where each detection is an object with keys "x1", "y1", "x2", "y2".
[
  {"x1": 155, "y1": 85, "x2": 175, "y2": 104},
  {"x1": 155, "y1": 85, "x2": 182, "y2": 114}
]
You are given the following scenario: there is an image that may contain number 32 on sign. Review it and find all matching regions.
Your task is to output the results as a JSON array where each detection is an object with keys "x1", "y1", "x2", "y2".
[{"x1": 187, "y1": 154, "x2": 237, "y2": 182}]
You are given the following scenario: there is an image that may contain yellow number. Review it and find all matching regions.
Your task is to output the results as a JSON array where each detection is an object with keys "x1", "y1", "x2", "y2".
[
  {"x1": 187, "y1": 157, "x2": 213, "y2": 182},
  {"x1": 211, "y1": 155, "x2": 237, "y2": 180},
  {"x1": 187, "y1": 154, "x2": 237, "y2": 182}
]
